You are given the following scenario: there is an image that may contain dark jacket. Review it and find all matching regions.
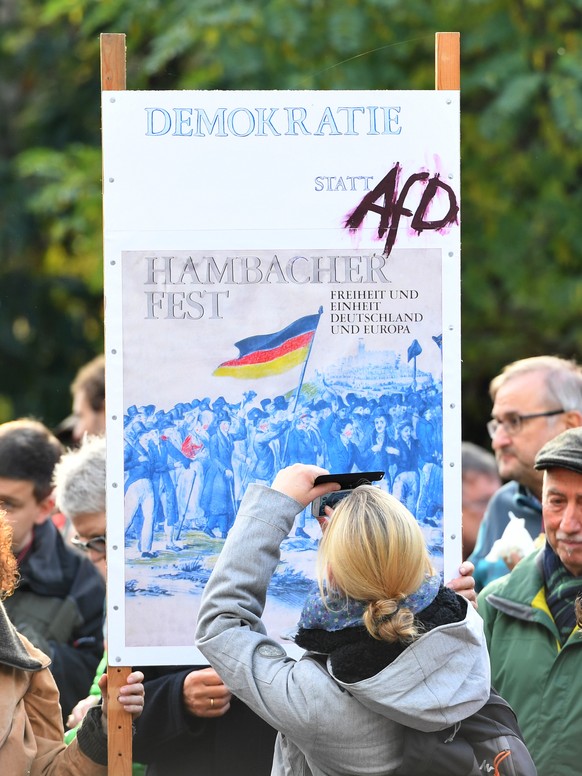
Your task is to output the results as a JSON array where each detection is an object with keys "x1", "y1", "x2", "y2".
[
  {"x1": 132, "y1": 665, "x2": 277, "y2": 775},
  {"x1": 4, "y1": 518, "x2": 106, "y2": 720}
]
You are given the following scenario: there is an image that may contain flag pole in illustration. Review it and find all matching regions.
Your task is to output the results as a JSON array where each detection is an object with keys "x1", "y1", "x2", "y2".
[
  {"x1": 407, "y1": 338, "x2": 423, "y2": 391},
  {"x1": 284, "y1": 307, "x2": 323, "y2": 462},
  {"x1": 289, "y1": 306, "x2": 323, "y2": 415}
]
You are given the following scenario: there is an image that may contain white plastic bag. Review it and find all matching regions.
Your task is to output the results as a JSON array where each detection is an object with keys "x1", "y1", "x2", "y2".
[{"x1": 485, "y1": 511, "x2": 535, "y2": 565}]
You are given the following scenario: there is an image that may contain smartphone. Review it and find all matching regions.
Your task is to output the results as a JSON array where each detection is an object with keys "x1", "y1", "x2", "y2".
[{"x1": 311, "y1": 471, "x2": 385, "y2": 517}]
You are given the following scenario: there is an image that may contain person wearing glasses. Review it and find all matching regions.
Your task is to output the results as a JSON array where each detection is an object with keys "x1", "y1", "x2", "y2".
[
  {"x1": 53, "y1": 434, "x2": 148, "y2": 775},
  {"x1": 0, "y1": 418, "x2": 106, "y2": 723},
  {"x1": 469, "y1": 356, "x2": 582, "y2": 591},
  {"x1": 56, "y1": 433, "x2": 279, "y2": 776}
]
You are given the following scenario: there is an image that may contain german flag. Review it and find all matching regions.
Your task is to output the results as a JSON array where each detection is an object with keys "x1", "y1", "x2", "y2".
[{"x1": 213, "y1": 312, "x2": 321, "y2": 379}]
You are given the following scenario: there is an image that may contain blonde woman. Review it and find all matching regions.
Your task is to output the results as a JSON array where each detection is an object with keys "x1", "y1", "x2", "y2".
[
  {"x1": 196, "y1": 464, "x2": 490, "y2": 776},
  {"x1": 0, "y1": 509, "x2": 144, "y2": 775}
]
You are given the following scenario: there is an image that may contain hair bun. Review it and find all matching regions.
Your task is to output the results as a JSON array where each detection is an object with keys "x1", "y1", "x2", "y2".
[{"x1": 364, "y1": 598, "x2": 417, "y2": 643}]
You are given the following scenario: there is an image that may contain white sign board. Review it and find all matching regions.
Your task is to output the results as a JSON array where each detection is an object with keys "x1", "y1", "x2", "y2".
[{"x1": 102, "y1": 90, "x2": 461, "y2": 666}]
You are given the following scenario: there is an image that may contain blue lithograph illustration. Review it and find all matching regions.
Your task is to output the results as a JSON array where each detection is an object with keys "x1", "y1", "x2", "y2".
[{"x1": 120, "y1": 248, "x2": 445, "y2": 649}]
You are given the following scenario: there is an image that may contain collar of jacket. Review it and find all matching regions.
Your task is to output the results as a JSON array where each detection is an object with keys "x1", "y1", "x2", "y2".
[
  {"x1": 0, "y1": 600, "x2": 48, "y2": 671},
  {"x1": 513, "y1": 483, "x2": 542, "y2": 513},
  {"x1": 483, "y1": 549, "x2": 559, "y2": 633},
  {"x1": 17, "y1": 518, "x2": 82, "y2": 596}
]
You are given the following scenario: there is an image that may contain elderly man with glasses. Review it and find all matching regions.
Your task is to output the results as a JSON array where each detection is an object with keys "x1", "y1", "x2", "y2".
[
  {"x1": 54, "y1": 434, "x2": 109, "y2": 584},
  {"x1": 469, "y1": 355, "x2": 582, "y2": 591},
  {"x1": 56, "y1": 435, "x2": 280, "y2": 775}
]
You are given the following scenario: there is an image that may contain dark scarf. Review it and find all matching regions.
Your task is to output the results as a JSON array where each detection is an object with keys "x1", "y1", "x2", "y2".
[
  {"x1": 295, "y1": 586, "x2": 466, "y2": 683},
  {"x1": 542, "y1": 541, "x2": 582, "y2": 644}
]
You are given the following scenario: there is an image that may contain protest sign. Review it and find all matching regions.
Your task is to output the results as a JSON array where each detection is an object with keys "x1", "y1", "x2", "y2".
[{"x1": 103, "y1": 70, "x2": 460, "y2": 667}]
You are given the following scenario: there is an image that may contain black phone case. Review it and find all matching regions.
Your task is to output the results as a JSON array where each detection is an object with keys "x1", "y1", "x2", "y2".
[{"x1": 313, "y1": 471, "x2": 385, "y2": 489}]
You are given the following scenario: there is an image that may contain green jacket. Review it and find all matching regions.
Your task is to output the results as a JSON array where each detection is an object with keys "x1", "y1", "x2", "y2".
[{"x1": 478, "y1": 549, "x2": 582, "y2": 776}]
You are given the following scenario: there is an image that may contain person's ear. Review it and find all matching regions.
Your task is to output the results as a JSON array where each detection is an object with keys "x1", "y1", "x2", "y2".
[
  {"x1": 564, "y1": 411, "x2": 582, "y2": 429},
  {"x1": 34, "y1": 492, "x2": 56, "y2": 525}
]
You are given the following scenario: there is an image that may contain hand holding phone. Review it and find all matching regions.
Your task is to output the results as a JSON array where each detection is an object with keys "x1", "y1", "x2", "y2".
[{"x1": 271, "y1": 464, "x2": 339, "y2": 507}]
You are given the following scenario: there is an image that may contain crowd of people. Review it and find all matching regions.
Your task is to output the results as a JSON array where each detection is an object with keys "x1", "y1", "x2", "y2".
[
  {"x1": 123, "y1": 382, "x2": 445, "y2": 557},
  {"x1": 1, "y1": 352, "x2": 581, "y2": 775}
]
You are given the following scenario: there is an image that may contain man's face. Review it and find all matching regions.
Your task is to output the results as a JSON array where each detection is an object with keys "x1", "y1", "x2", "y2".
[
  {"x1": 490, "y1": 371, "x2": 570, "y2": 492},
  {"x1": 542, "y1": 468, "x2": 582, "y2": 577},
  {"x1": 0, "y1": 478, "x2": 53, "y2": 552},
  {"x1": 72, "y1": 511, "x2": 107, "y2": 579},
  {"x1": 390, "y1": 403, "x2": 405, "y2": 421},
  {"x1": 340, "y1": 423, "x2": 353, "y2": 440},
  {"x1": 72, "y1": 389, "x2": 106, "y2": 442}
]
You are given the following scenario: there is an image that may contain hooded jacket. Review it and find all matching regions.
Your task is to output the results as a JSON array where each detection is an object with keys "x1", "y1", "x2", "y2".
[
  {"x1": 196, "y1": 484, "x2": 491, "y2": 776},
  {"x1": 478, "y1": 548, "x2": 582, "y2": 776},
  {"x1": 0, "y1": 600, "x2": 107, "y2": 775}
]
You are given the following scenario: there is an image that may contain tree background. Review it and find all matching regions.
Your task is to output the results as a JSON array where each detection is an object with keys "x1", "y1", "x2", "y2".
[{"x1": 1, "y1": 0, "x2": 581, "y2": 447}]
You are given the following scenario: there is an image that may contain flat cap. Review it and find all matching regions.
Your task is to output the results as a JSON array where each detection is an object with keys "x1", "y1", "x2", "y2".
[{"x1": 534, "y1": 426, "x2": 582, "y2": 475}]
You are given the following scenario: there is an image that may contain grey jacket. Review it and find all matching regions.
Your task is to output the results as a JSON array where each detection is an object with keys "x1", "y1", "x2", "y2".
[{"x1": 196, "y1": 484, "x2": 491, "y2": 776}]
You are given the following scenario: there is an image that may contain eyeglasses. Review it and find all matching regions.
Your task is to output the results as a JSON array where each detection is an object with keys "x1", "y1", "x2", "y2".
[
  {"x1": 486, "y1": 409, "x2": 565, "y2": 439},
  {"x1": 71, "y1": 535, "x2": 107, "y2": 554}
]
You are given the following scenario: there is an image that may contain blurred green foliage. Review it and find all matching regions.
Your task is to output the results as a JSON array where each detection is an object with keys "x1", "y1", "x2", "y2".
[{"x1": 1, "y1": 0, "x2": 581, "y2": 445}]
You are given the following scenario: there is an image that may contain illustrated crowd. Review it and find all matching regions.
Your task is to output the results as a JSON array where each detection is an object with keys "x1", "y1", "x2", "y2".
[
  {"x1": 123, "y1": 381, "x2": 445, "y2": 557},
  {"x1": 0, "y1": 352, "x2": 581, "y2": 776}
]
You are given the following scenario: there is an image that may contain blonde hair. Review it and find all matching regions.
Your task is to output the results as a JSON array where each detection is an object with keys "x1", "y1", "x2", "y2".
[{"x1": 317, "y1": 486, "x2": 434, "y2": 644}]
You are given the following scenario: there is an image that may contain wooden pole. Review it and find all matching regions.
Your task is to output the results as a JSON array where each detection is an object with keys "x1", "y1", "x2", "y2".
[
  {"x1": 106, "y1": 665, "x2": 133, "y2": 775},
  {"x1": 101, "y1": 33, "x2": 126, "y2": 91},
  {"x1": 435, "y1": 32, "x2": 460, "y2": 90},
  {"x1": 100, "y1": 32, "x2": 131, "y2": 776}
]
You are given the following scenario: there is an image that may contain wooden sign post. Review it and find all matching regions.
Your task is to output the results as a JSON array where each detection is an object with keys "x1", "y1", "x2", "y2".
[
  {"x1": 435, "y1": 31, "x2": 460, "y2": 90},
  {"x1": 101, "y1": 34, "x2": 131, "y2": 776}
]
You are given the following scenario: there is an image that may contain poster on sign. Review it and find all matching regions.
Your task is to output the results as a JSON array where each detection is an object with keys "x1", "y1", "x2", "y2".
[{"x1": 102, "y1": 90, "x2": 461, "y2": 665}]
